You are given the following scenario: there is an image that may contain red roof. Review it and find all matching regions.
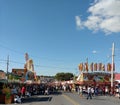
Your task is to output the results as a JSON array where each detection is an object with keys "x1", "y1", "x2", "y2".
[{"x1": 115, "y1": 73, "x2": 120, "y2": 80}]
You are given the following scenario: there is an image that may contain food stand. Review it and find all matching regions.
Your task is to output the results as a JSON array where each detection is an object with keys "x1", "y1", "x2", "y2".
[
  {"x1": 77, "y1": 62, "x2": 115, "y2": 89},
  {"x1": 76, "y1": 72, "x2": 111, "y2": 86}
]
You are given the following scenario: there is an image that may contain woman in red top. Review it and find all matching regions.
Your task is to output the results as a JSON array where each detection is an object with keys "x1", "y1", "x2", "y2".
[{"x1": 21, "y1": 85, "x2": 26, "y2": 97}]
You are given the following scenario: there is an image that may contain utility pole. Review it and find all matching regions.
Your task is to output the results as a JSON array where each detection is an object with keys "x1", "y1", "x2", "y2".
[
  {"x1": 86, "y1": 57, "x2": 88, "y2": 72},
  {"x1": 6, "y1": 55, "x2": 9, "y2": 83},
  {"x1": 111, "y1": 42, "x2": 115, "y2": 95}
]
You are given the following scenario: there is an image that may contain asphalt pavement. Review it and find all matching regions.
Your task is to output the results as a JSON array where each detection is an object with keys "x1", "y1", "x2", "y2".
[{"x1": 0, "y1": 92, "x2": 119, "y2": 105}]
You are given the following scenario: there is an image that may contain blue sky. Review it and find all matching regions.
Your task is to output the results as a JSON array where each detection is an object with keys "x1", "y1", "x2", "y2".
[{"x1": 0, "y1": 0, "x2": 120, "y2": 76}]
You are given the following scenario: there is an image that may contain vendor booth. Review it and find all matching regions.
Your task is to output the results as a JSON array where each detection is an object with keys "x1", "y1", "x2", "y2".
[{"x1": 76, "y1": 72, "x2": 111, "y2": 86}]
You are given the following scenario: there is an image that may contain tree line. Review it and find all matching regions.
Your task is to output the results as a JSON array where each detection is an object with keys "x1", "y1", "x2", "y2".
[{"x1": 55, "y1": 72, "x2": 74, "y2": 81}]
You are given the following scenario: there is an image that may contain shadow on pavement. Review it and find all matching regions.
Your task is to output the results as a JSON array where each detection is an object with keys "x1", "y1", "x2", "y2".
[
  {"x1": 22, "y1": 91, "x2": 62, "y2": 103},
  {"x1": 22, "y1": 96, "x2": 52, "y2": 103},
  {"x1": 50, "y1": 91, "x2": 62, "y2": 95}
]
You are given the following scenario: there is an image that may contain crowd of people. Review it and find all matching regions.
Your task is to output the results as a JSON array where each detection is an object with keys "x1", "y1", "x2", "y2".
[
  {"x1": 0, "y1": 82, "x2": 62, "y2": 104},
  {"x1": 0, "y1": 82, "x2": 120, "y2": 104},
  {"x1": 76, "y1": 84, "x2": 120, "y2": 100}
]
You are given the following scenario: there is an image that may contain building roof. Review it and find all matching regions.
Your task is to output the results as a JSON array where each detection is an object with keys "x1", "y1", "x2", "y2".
[
  {"x1": 0, "y1": 70, "x2": 4, "y2": 72},
  {"x1": 115, "y1": 73, "x2": 120, "y2": 80}
]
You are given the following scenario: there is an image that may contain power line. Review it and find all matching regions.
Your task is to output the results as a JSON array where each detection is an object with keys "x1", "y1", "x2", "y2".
[
  {"x1": 0, "y1": 59, "x2": 76, "y2": 70},
  {"x1": 0, "y1": 43, "x2": 119, "y2": 71},
  {"x1": 0, "y1": 44, "x2": 24, "y2": 55},
  {"x1": 0, "y1": 43, "x2": 71, "y2": 63}
]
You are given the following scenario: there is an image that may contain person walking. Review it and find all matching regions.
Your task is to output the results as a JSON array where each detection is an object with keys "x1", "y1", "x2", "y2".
[
  {"x1": 79, "y1": 86, "x2": 83, "y2": 98},
  {"x1": 21, "y1": 85, "x2": 26, "y2": 98},
  {"x1": 86, "y1": 86, "x2": 92, "y2": 100},
  {"x1": 91, "y1": 87, "x2": 95, "y2": 97},
  {"x1": 119, "y1": 87, "x2": 120, "y2": 99}
]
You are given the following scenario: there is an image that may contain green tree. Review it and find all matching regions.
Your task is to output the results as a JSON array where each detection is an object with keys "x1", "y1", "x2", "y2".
[{"x1": 55, "y1": 72, "x2": 73, "y2": 81}]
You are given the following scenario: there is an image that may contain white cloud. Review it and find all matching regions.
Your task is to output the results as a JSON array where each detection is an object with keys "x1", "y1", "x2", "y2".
[
  {"x1": 75, "y1": 16, "x2": 83, "y2": 29},
  {"x1": 75, "y1": 0, "x2": 120, "y2": 34},
  {"x1": 92, "y1": 50, "x2": 97, "y2": 54}
]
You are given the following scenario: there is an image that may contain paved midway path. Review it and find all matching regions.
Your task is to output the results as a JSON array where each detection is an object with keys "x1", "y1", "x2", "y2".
[{"x1": 2, "y1": 92, "x2": 120, "y2": 105}]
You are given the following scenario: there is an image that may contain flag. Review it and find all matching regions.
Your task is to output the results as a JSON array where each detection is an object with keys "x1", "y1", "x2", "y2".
[
  {"x1": 85, "y1": 63, "x2": 88, "y2": 71},
  {"x1": 90, "y1": 63, "x2": 93, "y2": 71},
  {"x1": 79, "y1": 63, "x2": 83, "y2": 71},
  {"x1": 102, "y1": 64, "x2": 105, "y2": 71},
  {"x1": 107, "y1": 63, "x2": 111, "y2": 72},
  {"x1": 98, "y1": 63, "x2": 102, "y2": 71},
  {"x1": 94, "y1": 63, "x2": 97, "y2": 71}
]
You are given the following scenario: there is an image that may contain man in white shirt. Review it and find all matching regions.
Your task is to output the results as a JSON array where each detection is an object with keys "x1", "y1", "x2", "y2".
[{"x1": 86, "y1": 86, "x2": 92, "y2": 99}]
